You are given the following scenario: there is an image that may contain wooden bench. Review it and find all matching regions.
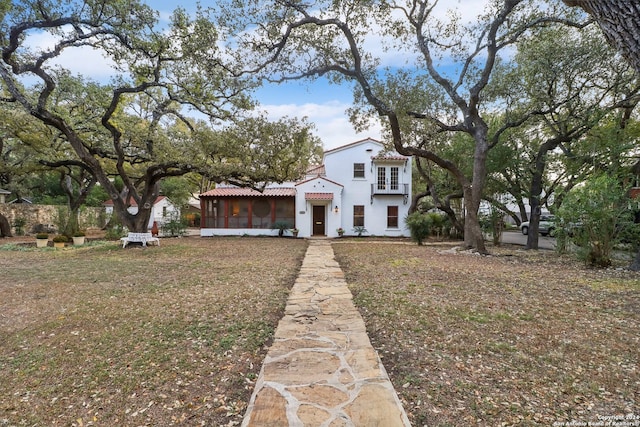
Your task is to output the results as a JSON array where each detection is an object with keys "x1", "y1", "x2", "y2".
[{"x1": 121, "y1": 232, "x2": 160, "y2": 248}]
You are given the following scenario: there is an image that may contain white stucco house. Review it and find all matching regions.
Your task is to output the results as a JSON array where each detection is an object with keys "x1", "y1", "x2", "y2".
[
  {"x1": 199, "y1": 138, "x2": 412, "y2": 238},
  {"x1": 103, "y1": 195, "x2": 180, "y2": 230}
]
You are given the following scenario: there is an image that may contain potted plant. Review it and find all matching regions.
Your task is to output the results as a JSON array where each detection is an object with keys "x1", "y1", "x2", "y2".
[
  {"x1": 291, "y1": 228, "x2": 299, "y2": 238},
  {"x1": 72, "y1": 230, "x2": 86, "y2": 245},
  {"x1": 35, "y1": 233, "x2": 49, "y2": 248},
  {"x1": 337, "y1": 227, "x2": 345, "y2": 237},
  {"x1": 52, "y1": 235, "x2": 68, "y2": 248}
]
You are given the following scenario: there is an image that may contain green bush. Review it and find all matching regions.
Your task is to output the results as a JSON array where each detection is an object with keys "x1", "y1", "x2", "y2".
[
  {"x1": 426, "y1": 212, "x2": 446, "y2": 237},
  {"x1": 556, "y1": 174, "x2": 638, "y2": 267},
  {"x1": 271, "y1": 221, "x2": 292, "y2": 237},
  {"x1": 105, "y1": 224, "x2": 127, "y2": 240},
  {"x1": 161, "y1": 213, "x2": 188, "y2": 237},
  {"x1": 405, "y1": 212, "x2": 430, "y2": 245},
  {"x1": 13, "y1": 218, "x2": 26, "y2": 236},
  {"x1": 479, "y1": 208, "x2": 504, "y2": 246},
  {"x1": 352, "y1": 225, "x2": 368, "y2": 237}
]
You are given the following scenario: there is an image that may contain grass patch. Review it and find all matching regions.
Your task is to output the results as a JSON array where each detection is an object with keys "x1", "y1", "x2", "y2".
[
  {"x1": 334, "y1": 242, "x2": 639, "y2": 427},
  {"x1": 0, "y1": 237, "x2": 307, "y2": 426}
]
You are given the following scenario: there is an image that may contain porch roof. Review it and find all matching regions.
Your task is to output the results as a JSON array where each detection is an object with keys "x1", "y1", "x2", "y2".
[
  {"x1": 305, "y1": 192, "x2": 334, "y2": 201},
  {"x1": 200, "y1": 187, "x2": 296, "y2": 197}
]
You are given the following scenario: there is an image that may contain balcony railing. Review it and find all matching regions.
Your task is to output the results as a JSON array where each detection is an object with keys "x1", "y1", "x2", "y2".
[{"x1": 371, "y1": 183, "x2": 410, "y2": 204}]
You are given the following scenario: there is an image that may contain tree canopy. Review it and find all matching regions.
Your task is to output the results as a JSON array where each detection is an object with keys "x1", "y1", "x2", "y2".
[
  {"x1": 221, "y1": 0, "x2": 605, "y2": 252},
  {"x1": 0, "y1": 1, "x2": 321, "y2": 232}
]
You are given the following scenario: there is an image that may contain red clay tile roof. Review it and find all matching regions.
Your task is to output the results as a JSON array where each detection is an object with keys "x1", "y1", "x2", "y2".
[
  {"x1": 200, "y1": 187, "x2": 296, "y2": 197},
  {"x1": 305, "y1": 192, "x2": 334, "y2": 200},
  {"x1": 372, "y1": 154, "x2": 409, "y2": 161}
]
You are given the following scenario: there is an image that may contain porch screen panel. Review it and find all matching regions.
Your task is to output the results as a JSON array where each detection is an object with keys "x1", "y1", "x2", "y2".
[
  {"x1": 274, "y1": 199, "x2": 295, "y2": 227},
  {"x1": 252, "y1": 199, "x2": 271, "y2": 228},
  {"x1": 228, "y1": 199, "x2": 250, "y2": 228},
  {"x1": 204, "y1": 199, "x2": 219, "y2": 228},
  {"x1": 353, "y1": 205, "x2": 365, "y2": 227}
]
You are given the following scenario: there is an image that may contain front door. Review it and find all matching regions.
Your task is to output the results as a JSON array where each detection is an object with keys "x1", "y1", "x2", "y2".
[{"x1": 312, "y1": 205, "x2": 325, "y2": 236}]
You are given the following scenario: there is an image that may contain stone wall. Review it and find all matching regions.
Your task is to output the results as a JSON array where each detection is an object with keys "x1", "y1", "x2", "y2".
[{"x1": 0, "y1": 204, "x2": 107, "y2": 235}]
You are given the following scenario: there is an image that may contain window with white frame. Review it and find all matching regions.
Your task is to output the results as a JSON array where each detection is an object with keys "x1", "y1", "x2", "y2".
[
  {"x1": 390, "y1": 167, "x2": 399, "y2": 190},
  {"x1": 377, "y1": 167, "x2": 386, "y2": 190},
  {"x1": 353, "y1": 163, "x2": 365, "y2": 178}
]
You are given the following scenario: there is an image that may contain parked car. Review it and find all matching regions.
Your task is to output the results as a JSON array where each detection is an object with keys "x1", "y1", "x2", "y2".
[{"x1": 520, "y1": 215, "x2": 556, "y2": 236}]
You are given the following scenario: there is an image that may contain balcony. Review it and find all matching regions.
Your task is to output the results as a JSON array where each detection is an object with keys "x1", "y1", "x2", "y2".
[{"x1": 371, "y1": 183, "x2": 410, "y2": 204}]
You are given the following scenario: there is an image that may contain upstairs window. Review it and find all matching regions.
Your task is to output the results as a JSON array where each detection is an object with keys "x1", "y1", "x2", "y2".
[
  {"x1": 390, "y1": 167, "x2": 399, "y2": 190},
  {"x1": 353, "y1": 163, "x2": 365, "y2": 178},
  {"x1": 377, "y1": 167, "x2": 386, "y2": 190}
]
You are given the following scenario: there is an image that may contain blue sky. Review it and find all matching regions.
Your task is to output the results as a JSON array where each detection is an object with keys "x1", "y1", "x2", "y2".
[
  {"x1": 140, "y1": 0, "x2": 380, "y2": 150},
  {"x1": 22, "y1": 0, "x2": 489, "y2": 150}
]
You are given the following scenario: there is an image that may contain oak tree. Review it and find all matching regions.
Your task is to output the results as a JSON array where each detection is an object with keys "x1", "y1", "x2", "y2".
[
  {"x1": 224, "y1": 0, "x2": 586, "y2": 252},
  {"x1": 1, "y1": 1, "x2": 319, "y2": 233},
  {"x1": 563, "y1": 0, "x2": 640, "y2": 74}
]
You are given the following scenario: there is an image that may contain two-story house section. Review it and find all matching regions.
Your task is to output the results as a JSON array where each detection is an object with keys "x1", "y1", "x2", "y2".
[
  {"x1": 295, "y1": 138, "x2": 411, "y2": 238},
  {"x1": 199, "y1": 137, "x2": 412, "y2": 238}
]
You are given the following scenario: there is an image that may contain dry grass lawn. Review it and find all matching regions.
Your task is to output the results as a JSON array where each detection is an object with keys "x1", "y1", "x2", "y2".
[
  {"x1": 2, "y1": 237, "x2": 639, "y2": 427},
  {"x1": 333, "y1": 241, "x2": 640, "y2": 427},
  {"x1": 0, "y1": 237, "x2": 307, "y2": 426}
]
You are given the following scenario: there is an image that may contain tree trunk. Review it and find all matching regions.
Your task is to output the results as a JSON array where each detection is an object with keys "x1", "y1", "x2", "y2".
[
  {"x1": 464, "y1": 127, "x2": 490, "y2": 254},
  {"x1": 563, "y1": 0, "x2": 640, "y2": 74},
  {"x1": 526, "y1": 189, "x2": 543, "y2": 250},
  {"x1": 0, "y1": 213, "x2": 11, "y2": 237}
]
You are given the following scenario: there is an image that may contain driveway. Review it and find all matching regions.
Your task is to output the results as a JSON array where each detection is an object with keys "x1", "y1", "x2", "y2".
[{"x1": 500, "y1": 230, "x2": 556, "y2": 250}]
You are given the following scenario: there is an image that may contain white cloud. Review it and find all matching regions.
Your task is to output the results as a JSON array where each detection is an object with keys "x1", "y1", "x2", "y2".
[
  {"x1": 257, "y1": 101, "x2": 383, "y2": 150},
  {"x1": 24, "y1": 31, "x2": 119, "y2": 80}
]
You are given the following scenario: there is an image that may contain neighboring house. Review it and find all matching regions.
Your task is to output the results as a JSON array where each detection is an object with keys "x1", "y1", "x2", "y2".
[
  {"x1": 184, "y1": 195, "x2": 202, "y2": 227},
  {"x1": 0, "y1": 188, "x2": 10, "y2": 204},
  {"x1": 103, "y1": 195, "x2": 179, "y2": 230},
  {"x1": 199, "y1": 138, "x2": 412, "y2": 238}
]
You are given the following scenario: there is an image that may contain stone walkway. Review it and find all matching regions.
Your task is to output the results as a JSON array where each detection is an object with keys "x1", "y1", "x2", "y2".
[{"x1": 242, "y1": 240, "x2": 411, "y2": 427}]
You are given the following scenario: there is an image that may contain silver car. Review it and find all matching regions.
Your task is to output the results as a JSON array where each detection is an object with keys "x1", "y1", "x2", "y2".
[{"x1": 520, "y1": 215, "x2": 556, "y2": 236}]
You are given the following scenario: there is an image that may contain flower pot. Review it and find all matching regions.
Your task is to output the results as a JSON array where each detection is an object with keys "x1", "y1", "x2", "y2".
[
  {"x1": 53, "y1": 241, "x2": 65, "y2": 249},
  {"x1": 72, "y1": 236, "x2": 85, "y2": 245},
  {"x1": 36, "y1": 238, "x2": 48, "y2": 248}
]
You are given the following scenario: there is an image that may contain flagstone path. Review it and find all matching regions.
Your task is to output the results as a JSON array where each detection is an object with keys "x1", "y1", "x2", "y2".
[{"x1": 242, "y1": 240, "x2": 411, "y2": 427}]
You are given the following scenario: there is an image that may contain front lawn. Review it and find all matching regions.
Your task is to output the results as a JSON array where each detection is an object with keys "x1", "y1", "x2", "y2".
[
  {"x1": 0, "y1": 237, "x2": 307, "y2": 426},
  {"x1": 334, "y1": 242, "x2": 639, "y2": 427}
]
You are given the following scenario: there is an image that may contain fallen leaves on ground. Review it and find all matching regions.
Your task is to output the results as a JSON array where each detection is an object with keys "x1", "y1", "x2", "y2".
[
  {"x1": 0, "y1": 237, "x2": 307, "y2": 426},
  {"x1": 333, "y1": 241, "x2": 639, "y2": 427}
]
